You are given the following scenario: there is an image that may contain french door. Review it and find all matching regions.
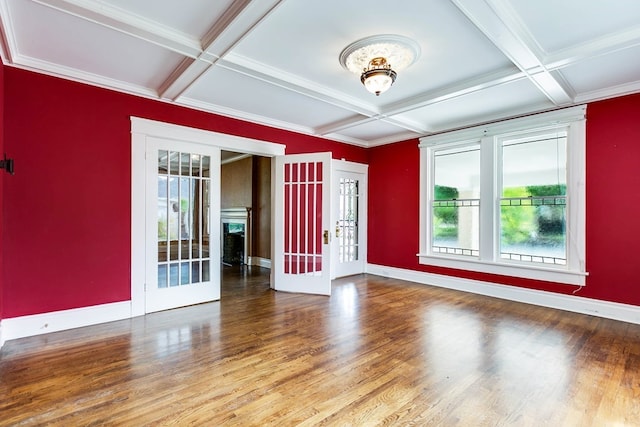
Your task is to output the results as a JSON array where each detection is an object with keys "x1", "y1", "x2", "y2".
[
  {"x1": 273, "y1": 153, "x2": 332, "y2": 295},
  {"x1": 145, "y1": 137, "x2": 221, "y2": 313},
  {"x1": 331, "y1": 161, "x2": 367, "y2": 278}
]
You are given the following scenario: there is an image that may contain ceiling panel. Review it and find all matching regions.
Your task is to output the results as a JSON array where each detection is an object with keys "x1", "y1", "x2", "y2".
[
  {"x1": 7, "y1": 0, "x2": 186, "y2": 90},
  {"x1": 98, "y1": 0, "x2": 233, "y2": 39},
  {"x1": 182, "y1": 66, "x2": 364, "y2": 132},
  {"x1": 398, "y1": 78, "x2": 554, "y2": 132},
  {"x1": 560, "y1": 46, "x2": 640, "y2": 95},
  {"x1": 510, "y1": 0, "x2": 640, "y2": 53}
]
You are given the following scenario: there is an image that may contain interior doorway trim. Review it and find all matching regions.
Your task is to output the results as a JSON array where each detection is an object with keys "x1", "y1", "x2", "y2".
[{"x1": 131, "y1": 117, "x2": 285, "y2": 317}]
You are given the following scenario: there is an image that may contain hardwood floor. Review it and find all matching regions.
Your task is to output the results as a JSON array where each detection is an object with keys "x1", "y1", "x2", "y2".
[{"x1": 1, "y1": 267, "x2": 639, "y2": 426}]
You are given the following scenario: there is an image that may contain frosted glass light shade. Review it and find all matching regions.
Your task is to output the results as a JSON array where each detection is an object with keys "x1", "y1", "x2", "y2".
[{"x1": 361, "y1": 68, "x2": 397, "y2": 96}]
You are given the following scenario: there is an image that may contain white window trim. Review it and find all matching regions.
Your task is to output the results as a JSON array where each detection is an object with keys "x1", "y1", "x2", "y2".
[{"x1": 418, "y1": 106, "x2": 587, "y2": 286}]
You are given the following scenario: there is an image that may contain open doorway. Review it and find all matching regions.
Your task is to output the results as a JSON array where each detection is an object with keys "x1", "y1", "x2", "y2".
[{"x1": 220, "y1": 151, "x2": 272, "y2": 279}]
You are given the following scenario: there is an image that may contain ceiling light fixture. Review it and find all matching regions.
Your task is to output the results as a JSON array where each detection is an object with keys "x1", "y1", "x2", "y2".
[{"x1": 340, "y1": 34, "x2": 420, "y2": 96}]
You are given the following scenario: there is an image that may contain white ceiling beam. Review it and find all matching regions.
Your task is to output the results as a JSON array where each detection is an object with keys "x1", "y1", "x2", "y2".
[
  {"x1": 157, "y1": 58, "x2": 211, "y2": 101},
  {"x1": 450, "y1": 0, "x2": 574, "y2": 106},
  {"x1": 161, "y1": 0, "x2": 282, "y2": 100}
]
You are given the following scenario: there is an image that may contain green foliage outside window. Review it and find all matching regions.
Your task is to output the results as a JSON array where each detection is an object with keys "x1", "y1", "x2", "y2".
[
  {"x1": 433, "y1": 184, "x2": 566, "y2": 244},
  {"x1": 501, "y1": 185, "x2": 566, "y2": 245},
  {"x1": 433, "y1": 185, "x2": 458, "y2": 239}
]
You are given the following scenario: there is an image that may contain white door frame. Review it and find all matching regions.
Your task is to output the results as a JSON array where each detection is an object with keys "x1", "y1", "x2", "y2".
[
  {"x1": 131, "y1": 117, "x2": 285, "y2": 316},
  {"x1": 331, "y1": 159, "x2": 368, "y2": 279}
]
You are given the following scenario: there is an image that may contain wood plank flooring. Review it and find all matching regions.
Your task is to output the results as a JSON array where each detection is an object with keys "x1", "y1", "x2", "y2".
[{"x1": 1, "y1": 267, "x2": 639, "y2": 426}]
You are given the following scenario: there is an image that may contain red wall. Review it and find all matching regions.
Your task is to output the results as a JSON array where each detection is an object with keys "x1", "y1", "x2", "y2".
[
  {"x1": 368, "y1": 93, "x2": 640, "y2": 306},
  {"x1": 3, "y1": 68, "x2": 367, "y2": 318},
  {"x1": 4, "y1": 65, "x2": 640, "y2": 319},
  {"x1": 0, "y1": 62, "x2": 4, "y2": 321}
]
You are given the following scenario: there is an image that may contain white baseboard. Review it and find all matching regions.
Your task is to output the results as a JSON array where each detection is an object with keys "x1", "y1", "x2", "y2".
[
  {"x1": 249, "y1": 256, "x2": 271, "y2": 269},
  {"x1": 4, "y1": 263, "x2": 636, "y2": 350},
  {"x1": 2, "y1": 301, "x2": 132, "y2": 342},
  {"x1": 366, "y1": 264, "x2": 640, "y2": 325}
]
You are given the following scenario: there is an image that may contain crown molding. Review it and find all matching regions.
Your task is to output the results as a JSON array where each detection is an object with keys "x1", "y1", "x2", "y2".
[
  {"x1": 573, "y1": 79, "x2": 640, "y2": 104},
  {"x1": 12, "y1": 54, "x2": 159, "y2": 97},
  {"x1": 0, "y1": 0, "x2": 18, "y2": 63},
  {"x1": 366, "y1": 130, "x2": 423, "y2": 147}
]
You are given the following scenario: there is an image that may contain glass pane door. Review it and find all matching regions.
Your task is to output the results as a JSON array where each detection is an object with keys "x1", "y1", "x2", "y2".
[
  {"x1": 146, "y1": 137, "x2": 220, "y2": 313},
  {"x1": 156, "y1": 150, "x2": 211, "y2": 289},
  {"x1": 332, "y1": 163, "x2": 367, "y2": 279},
  {"x1": 337, "y1": 177, "x2": 359, "y2": 264},
  {"x1": 273, "y1": 153, "x2": 332, "y2": 295}
]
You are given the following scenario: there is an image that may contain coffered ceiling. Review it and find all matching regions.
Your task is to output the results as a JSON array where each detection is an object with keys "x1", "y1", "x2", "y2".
[{"x1": 2, "y1": 0, "x2": 640, "y2": 147}]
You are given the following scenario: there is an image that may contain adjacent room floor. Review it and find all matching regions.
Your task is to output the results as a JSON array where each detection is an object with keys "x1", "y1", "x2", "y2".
[{"x1": 1, "y1": 266, "x2": 639, "y2": 426}]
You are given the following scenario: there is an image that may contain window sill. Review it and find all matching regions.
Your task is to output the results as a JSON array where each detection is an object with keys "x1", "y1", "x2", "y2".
[{"x1": 417, "y1": 254, "x2": 587, "y2": 286}]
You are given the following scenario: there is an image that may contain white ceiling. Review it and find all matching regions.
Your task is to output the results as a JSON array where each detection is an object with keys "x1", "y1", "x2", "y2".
[{"x1": 2, "y1": 0, "x2": 640, "y2": 147}]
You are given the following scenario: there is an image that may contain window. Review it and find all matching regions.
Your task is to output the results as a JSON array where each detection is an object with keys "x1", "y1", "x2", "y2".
[
  {"x1": 419, "y1": 106, "x2": 587, "y2": 286},
  {"x1": 432, "y1": 144, "x2": 480, "y2": 257}
]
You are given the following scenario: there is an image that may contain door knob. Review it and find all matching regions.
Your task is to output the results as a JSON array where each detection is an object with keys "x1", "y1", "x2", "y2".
[{"x1": 323, "y1": 230, "x2": 329, "y2": 244}]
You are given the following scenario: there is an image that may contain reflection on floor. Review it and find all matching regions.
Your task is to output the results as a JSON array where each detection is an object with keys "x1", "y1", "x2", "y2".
[{"x1": 1, "y1": 268, "x2": 640, "y2": 425}]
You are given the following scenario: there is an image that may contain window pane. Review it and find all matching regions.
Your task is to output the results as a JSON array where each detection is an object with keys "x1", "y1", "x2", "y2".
[
  {"x1": 434, "y1": 146, "x2": 481, "y2": 199},
  {"x1": 169, "y1": 263, "x2": 179, "y2": 287},
  {"x1": 180, "y1": 262, "x2": 190, "y2": 285},
  {"x1": 158, "y1": 150, "x2": 168, "y2": 174},
  {"x1": 432, "y1": 201, "x2": 479, "y2": 256},
  {"x1": 158, "y1": 176, "x2": 168, "y2": 262},
  {"x1": 202, "y1": 260, "x2": 210, "y2": 282},
  {"x1": 191, "y1": 261, "x2": 200, "y2": 283},
  {"x1": 500, "y1": 133, "x2": 567, "y2": 264},
  {"x1": 169, "y1": 151, "x2": 179, "y2": 175},
  {"x1": 502, "y1": 134, "x2": 566, "y2": 196},
  {"x1": 180, "y1": 152, "x2": 190, "y2": 176},
  {"x1": 191, "y1": 154, "x2": 201, "y2": 177},
  {"x1": 169, "y1": 177, "x2": 179, "y2": 261},
  {"x1": 432, "y1": 145, "x2": 480, "y2": 256},
  {"x1": 158, "y1": 265, "x2": 168, "y2": 289},
  {"x1": 500, "y1": 202, "x2": 566, "y2": 264}
]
